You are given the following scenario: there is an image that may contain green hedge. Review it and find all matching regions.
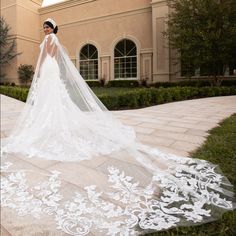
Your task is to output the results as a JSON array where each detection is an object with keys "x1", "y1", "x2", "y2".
[
  {"x1": 152, "y1": 79, "x2": 236, "y2": 88},
  {"x1": 0, "y1": 86, "x2": 29, "y2": 102},
  {"x1": 85, "y1": 79, "x2": 236, "y2": 88},
  {"x1": 1, "y1": 85, "x2": 236, "y2": 110},
  {"x1": 85, "y1": 79, "x2": 140, "y2": 87},
  {"x1": 99, "y1": 86, "x2": 236, "y2": 110},
  {"x1": 1, "y1": 79, "x2": 236, "y2": 88},
  {"x1": 106, "y1": 79, "x2": 140, "y2": 88},
  {"x1": 85, "y1": 80, "x2": 101, "y2": 87}
]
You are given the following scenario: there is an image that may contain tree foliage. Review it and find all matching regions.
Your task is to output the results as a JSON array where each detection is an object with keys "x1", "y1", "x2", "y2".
[
  {"x1": 0, "y1": 17, "x2": 19, "y2": 78},
  {"x1": 17, "y1": 64, "x2": 34, "y2": 85},
  {"x1": 166, "y1": 0, "x2": 236, "y2": 83}
]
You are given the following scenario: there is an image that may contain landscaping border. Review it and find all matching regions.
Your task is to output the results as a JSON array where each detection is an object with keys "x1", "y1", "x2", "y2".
[{"x1": 1, "y1": 85, "x2": 236, "y2": 110}]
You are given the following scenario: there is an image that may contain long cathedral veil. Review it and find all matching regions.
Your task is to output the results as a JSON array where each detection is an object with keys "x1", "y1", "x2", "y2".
[{"x1": 1, "y1": 33, "x2": 235, "y2": 235}]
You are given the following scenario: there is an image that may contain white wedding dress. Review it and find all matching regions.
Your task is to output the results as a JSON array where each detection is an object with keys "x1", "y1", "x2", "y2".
[{"x1": 1, "y1": 33, "x2": 235, "y2": 236}]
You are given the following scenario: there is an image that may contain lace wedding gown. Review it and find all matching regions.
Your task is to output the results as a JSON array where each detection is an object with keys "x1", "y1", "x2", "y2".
[{"x1": 1, "y1": 33, "x2": 235, "y2": 236}]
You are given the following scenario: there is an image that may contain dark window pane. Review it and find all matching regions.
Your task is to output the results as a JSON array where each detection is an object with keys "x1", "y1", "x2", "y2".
[
  {"x1": 80, "y1": 53, "x2": 87, "y2": 60},
  {"x1": 114, "y1": 39, "x2": 137, "y2": 79},
  {"x1": 115, "y1": 41, "x2": 125, "y2": 54},
  {"x1": 79, "y1": 44, "x2": 98, "y2": 80},
  {"x1": 127, "y1": 47, "x2": 136, "y2": 56},
  {"x1": 115, "y1": 48, "x2": 123, "y2": 57},
  {"x1": 80, "y1": 46, "x2": 88, "y2": 58},
  {"x1": 126, "y1": 39, "x2": 134, "y2": 50}
]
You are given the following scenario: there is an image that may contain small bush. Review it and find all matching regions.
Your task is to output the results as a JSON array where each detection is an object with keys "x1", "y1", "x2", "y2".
[
  {"x1": 85, "y1": 80, "x2": 101, "y2": 87},
  {"x1": 18, "y1": 64, "x2": 34, "y2": 85}
]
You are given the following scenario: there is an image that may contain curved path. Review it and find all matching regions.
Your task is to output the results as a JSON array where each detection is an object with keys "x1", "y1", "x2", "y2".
[{"x1": 1, "y1": 94, "x2": 236, "y2": 157}]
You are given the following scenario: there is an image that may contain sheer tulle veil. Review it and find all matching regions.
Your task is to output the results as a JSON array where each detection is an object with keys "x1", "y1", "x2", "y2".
[{"x1": 1, "y1": 29, "x2": 235, "y2": 235}]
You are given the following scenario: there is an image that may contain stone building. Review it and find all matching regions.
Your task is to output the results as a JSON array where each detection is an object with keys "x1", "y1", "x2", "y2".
[{"x1": 1, "y1": 0, "x2": 180, "y2": 84}]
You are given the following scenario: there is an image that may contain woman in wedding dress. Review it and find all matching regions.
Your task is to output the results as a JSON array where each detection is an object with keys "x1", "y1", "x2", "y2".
[{"x1": 1, "y1": 18, "x2": 235, "y2": 236}]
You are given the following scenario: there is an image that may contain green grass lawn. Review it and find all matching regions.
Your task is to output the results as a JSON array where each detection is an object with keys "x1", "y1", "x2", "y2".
[
  {"x1": 91, "y1": 86, "x2": 138, "y2": 95},
  {"x1": 147, "y1": 114, "x2": 236, "y2": 236}
]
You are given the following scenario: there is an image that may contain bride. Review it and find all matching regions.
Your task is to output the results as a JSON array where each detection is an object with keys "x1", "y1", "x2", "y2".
[{"x1": 1, "y1": 18, "x2": 235, "y2": 236}]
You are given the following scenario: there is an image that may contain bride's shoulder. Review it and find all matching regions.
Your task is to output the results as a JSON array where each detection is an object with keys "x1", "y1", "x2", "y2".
[
  {"x1": 45, "y1": 33, "x2": 57, "y2": 40},
  {"x1": 44, "y1": 33, "x2": 59, "y2": 44},
  {"x1": 40, "y1": 34, "x2": 59, "y2": 49}
]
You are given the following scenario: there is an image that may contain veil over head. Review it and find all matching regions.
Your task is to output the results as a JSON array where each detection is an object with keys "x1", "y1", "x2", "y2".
[
  {"x1": 44, "y1": 18, "x2": 57, "y2": 28},
  {"x1": 44, "y1": 18, "x2": 58, "y2": 33},
  {"x1": 1, "y1": 33, "x2": 235, "y2": 235}
]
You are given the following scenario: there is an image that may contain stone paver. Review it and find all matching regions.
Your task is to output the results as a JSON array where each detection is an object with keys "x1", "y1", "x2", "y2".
[
  {"x1": 1, "y1": 94, "x2": 236, "y2": 156},
  {"x1": 1, "y1": 94, "x2": 236, "y2": 235},
  {"x1": 114, "y1": 96, "x2": 236, "y2": 155}
]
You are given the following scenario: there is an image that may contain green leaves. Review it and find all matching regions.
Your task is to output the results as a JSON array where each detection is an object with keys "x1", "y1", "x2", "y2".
[
  {"x1": 0, "y1": 17, "x2": 20, "y2": 69},
  {"x1": 1, "y1": 85, "x2": 236, "y2": 110},
  {"x1": 17, "y1": 64, "x2": 35, "y2": 85},
  {"x1": 166, "y1": 0, "x2": 236, "y2": 78}
]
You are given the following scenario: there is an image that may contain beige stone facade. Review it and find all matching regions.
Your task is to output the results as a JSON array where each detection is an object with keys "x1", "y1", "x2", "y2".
[{"x1": 1, "y1": 0, "x2": 179, "y2": 84}]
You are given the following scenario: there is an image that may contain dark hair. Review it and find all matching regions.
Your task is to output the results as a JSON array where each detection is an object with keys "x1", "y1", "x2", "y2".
[{"x1": 43, "y1": 21, "x2": 58, "y2": 34}]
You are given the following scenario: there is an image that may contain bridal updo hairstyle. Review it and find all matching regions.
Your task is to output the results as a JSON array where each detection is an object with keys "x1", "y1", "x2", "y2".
[{"x1": 43, "y1": 21, "x2": 58, "y2": 34}]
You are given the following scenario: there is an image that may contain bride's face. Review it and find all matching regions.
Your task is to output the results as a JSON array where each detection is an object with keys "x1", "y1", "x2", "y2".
[{"x1": 43, "y1": 24, "x2": 54, "y2": 35}]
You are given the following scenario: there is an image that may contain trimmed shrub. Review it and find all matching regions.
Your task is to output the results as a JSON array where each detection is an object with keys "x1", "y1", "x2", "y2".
[
  {"x1": 107, "y1": 79, "x2": 140, "y2": 88},
  {"x1": 0, "y1": 86, "x2": 29, "y2": 102},
  {"x1": 1, "y1": 85, "x2": 236, "y2": 110},
  {"x1": 18, "y1": 64, "x2": 34, "y2": 85},
  {"x1": 85, "y1": 79, "x2": 140, "y2": 88},
  {"x1": 153, "y1": 79, "x2": 236, "y2": 88},
  {"x1": 85, "y1": 80, "x2": 101, "y2": 87}
]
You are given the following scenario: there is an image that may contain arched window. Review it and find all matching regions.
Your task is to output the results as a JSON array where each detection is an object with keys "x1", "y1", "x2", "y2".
[
  {"x1": 114, "y1": 39, "x2": 137, "y2": 79},
  {"x1": 79, "y1": 44, "x2": 98, "y2": 80}
]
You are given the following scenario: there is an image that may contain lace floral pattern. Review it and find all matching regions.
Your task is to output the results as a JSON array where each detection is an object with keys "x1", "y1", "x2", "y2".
[{"x1": 1, "y1": 156, "x2": 233, "y2": 236}]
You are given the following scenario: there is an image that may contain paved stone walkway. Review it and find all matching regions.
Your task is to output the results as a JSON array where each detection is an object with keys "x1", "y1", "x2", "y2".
[
  {"x1": 1, "y1": 94, "x2": 236, "y2": 157},
  {"x1": 1, "y1": 94, "x2": 236, "y2": 235}
]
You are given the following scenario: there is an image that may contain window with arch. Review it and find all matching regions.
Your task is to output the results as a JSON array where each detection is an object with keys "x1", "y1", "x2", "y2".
[
  {"x1": 114, "y1": 39, "x2": 137, "y2": 79},
  {"x1": 79, "y1": 44, "x2": 98, "y2": 80}
]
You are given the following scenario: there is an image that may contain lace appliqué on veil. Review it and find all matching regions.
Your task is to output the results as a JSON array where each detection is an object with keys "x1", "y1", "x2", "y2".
[{"x1": 1, "y1": 157, "x2": 233, "y2": 236}]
